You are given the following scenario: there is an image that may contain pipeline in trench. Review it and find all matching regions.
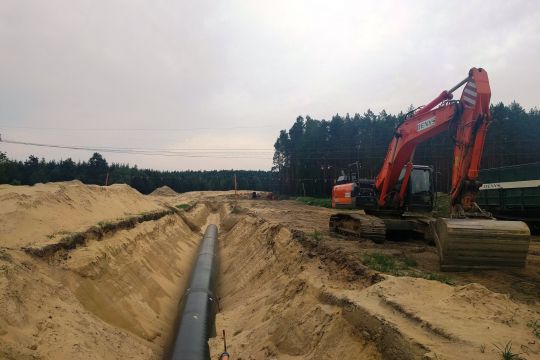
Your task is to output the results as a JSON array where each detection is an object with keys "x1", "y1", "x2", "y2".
[{"x1": 170, "y1": 224, "x2": 219, "y2": 360}]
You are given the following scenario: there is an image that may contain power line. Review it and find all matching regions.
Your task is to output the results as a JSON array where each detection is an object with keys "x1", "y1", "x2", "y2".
[
  {"x1": 0, "y1": 137, "x2": 274, "y2": 159},
  {"x1": 0, "y1": 124, "x2": 277, "y2": 132}
]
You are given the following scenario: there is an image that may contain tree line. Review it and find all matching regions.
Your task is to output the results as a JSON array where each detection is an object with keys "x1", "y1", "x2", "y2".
[
  {"x1": 0, "y1": 152, "x2": 276, "y2": 194},
  {"x1": 272, "y1": 102, "x2": 540, "y2": 196},
  {"x1": 1, "y1": 102, "x2": 537, "y2": 197}
]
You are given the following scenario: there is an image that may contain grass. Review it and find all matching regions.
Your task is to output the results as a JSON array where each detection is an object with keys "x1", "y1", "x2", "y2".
[
  {"x1": 362, "y1": 252, "x2": 454, "y2": 284},
  {"x1": 403, "y1": 256, "x2": 418, "y2": 267},
  {"x1": 418, "y1": 272, "x2": 454, "y2": 285},
  {"x1": 494, "y1": 341, "x2": 525, "y2": 360},
  {"x1": 311, "y1": 230, "x2": 322, "y2": 241},
  {"x1": 295, "y1": 196, "x2": 332, "y2": 208},
  {"x1": 527, "y1": 319, "x2": 540, "y2": 339},
  {"x1": 433, "y1": 192, "x2": 450, "y2": 217},
  {"x1": 175, "y1": 203, "x2": 190, "y2": 210},
  {"x1": 363, "y1": 253, "x2": 399, "y2": 274}
]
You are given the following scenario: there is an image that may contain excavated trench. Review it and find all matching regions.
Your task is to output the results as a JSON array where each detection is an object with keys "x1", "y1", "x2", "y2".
[
  {"x1": 205, "y1": 204, "x2": 422, "y2": 360},
  {"x1": 57, "y1": 201, "x2": 440, "y2": 359},
  {"x1": 48, "y1": 201, "x2": 395, "y2": 359},
  {"x1": 4, "y1": 198, "x2": 536, "y2": 360}
]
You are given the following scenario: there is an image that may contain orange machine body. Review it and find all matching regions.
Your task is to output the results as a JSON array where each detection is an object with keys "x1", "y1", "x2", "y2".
[
  {"x1": 332, "y1": 182, "x2": 355, "y2": 208},
  {"x1": 332, "y1": 68, "x2": 492, "y2": 214}
]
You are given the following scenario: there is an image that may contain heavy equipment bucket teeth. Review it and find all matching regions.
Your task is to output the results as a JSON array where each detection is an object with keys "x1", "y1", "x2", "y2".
[{"x1": 432, "y1": 218, "x2": 530, "y2": 271}]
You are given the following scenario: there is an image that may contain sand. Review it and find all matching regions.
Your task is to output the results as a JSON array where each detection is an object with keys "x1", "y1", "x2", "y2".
[
  {"x1": 149, "y1": 186, "x2": 178, "y2": 197},
  {"x1": 1, "y1": 183, "x2": 539, "y2": 359},
  {"x1": 0, "y1": 181, "x2": 164, "y2": 249},
  {"x1": 0, "y1": 181, "x2": 205, "y2": 359}
]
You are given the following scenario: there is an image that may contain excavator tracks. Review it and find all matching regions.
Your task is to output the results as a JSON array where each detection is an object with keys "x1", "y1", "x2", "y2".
[{"x1": 329, "y1": 213, "x2": 386, "y2": 243}]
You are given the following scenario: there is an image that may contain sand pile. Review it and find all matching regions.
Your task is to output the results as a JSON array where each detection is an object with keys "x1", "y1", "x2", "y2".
[
  {"x1": 209, "y1": 214, "x2": 382, "y2": 359},
  {"x1": 209, "y1": 205, "x2": 540, "y2": 360},
  {"x1": 325, "y1": 277, "x2": 540, "y2": 359},
  {"x1": 0, "y1": 181, "x2": 209, "y2": 359},
  {"x1": 149, "y1": 186, "x2": 178, "y2": 197},
  {"x1": 1, "y1": 187, "x2": 539, "y2": 360},
  {"x1": 0, "y1": 181, "x2": 164, "y2": 249}
]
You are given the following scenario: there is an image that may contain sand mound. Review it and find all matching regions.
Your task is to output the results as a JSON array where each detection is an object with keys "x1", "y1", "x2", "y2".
[
  {"x1": 150, "y1": 186, "x2": 178, "y2": 197},
  {"x1": 210, "y1": 206, "x2": 540, "y2": 360},
  {"x1": 324, "y1": 276, "x2": 540, "y2": 359},
  {"x1": 0, "y1": 181, "x2": 164, "y2": 249},
  {"x1": 0, "y1": 181, "x2": 209, "y2": 359},
  {"x1": 209, "y1": 215, "x2": 382, "y2": 359},
  {"x1": 1, "y1": 188, "x2": 539, "y2": 360}
]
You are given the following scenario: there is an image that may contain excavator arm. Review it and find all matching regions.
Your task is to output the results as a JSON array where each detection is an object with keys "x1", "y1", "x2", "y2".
[{"x1": 375, "y1": 68, "x2": 491, "y2": 214}]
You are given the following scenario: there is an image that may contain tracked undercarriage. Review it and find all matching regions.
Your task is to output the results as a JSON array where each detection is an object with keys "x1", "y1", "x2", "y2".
[{"x1": 329, "y1": 211, "x2": 531, "y2": 271}]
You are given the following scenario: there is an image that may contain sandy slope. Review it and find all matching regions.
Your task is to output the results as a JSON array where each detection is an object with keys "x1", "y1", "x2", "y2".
[
  {"x1": 210, "y1": 207, "x2": 540, "y2": 360},
  {"x1": 1, "y1": 184, "x2": 539, "y2": 359},
  {"x1": 0, "y1": 182, "x2": 204, "y2": 359},
  {"x1": 0, "y1": 181, "x2": 164, "y2": 249}
]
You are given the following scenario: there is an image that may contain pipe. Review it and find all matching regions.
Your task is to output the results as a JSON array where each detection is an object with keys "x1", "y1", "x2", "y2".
[{"x1": 170, "y1": 224, "x2": 219, "y2": 360}]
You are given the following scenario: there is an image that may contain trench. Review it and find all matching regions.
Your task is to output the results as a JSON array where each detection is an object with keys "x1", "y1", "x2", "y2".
[
  {"x1": 80, "y1": 201, "x2": 420, "y2": 360},
  {"x1": 206, "y1": 206, "x2": 400, "y2": 360},
  {"x1": 3, "y1": 197, "x2": 538, "y2": 360},
  {"x1": 26, "y1": 201, "x2": 424, "y2": 359}
]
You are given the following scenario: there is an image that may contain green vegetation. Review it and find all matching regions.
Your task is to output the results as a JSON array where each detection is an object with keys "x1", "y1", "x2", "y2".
[
  {"x1": 362, "y1": 252, "x2": 454, "y2": 284},
  {"x1": 433, "y1": 192, "x2": 451, "y2": 216},
  {"x1": 418, "y1": 272, "x2": 454, "y2": 285},
  {"x1": 527, "y1": 319, "x2": 540, "y2": 339},
  {"x1": 363, "y1": 253, "x2": 399, "y2": 273},
  {"x1": 295, "y1": 197, "x2": 332, "y2": 208},
  {"x1": 311, "y1": 230, "x2": 322, "y2": 241},
  {"x1": 175, "y1": 203, "x2": 190, "y2": 210},
  {"x1": 494, "y1": 342, "x2": 524, "y2": 360},
  {"x1": 0, "y1": 152, "x2": 275, "y2": 194}
]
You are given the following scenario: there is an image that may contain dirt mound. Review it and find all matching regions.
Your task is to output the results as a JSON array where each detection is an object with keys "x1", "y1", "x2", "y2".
[
  {"x1": 0, "y1": 182, "x2": 207, "y2": 359},
  {"x1": 0, "y1": 181, "x2": 165, "y2": 249},
  {"x1": 1, "y1": 188, "x2": 539, "y2": 360},
  {"x1": 149, "y1": 186, "x2": 178, "y2": 197},
  {"x1": 209, "y1": 215, "x2": 382, "y2": 359},
  {"x1": 319, "y1": 276, "x2": 540, "y2": 359},
  {"x1": 210, "y1": 205, "x2": 540, "y2": 360}
]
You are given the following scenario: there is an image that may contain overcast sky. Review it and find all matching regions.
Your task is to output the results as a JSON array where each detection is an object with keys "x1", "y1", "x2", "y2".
[{"x1": 1, "y1": 0, "x2": 539, "y2": 170}]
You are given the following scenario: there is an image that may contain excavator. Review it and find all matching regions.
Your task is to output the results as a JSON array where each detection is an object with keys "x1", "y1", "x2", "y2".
[{"x1": 330, "y1": 68, "x2": 531, "y2": 270}]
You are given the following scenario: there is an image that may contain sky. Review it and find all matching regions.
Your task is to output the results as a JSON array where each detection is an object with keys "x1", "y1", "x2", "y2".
[{"x1": 1, "y1": 0, "x2": 539, "y2": 170}]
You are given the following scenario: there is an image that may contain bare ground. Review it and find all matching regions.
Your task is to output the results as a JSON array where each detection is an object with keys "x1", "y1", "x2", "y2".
[{"x1": 0, "y1": 184, "x2": 539, "y2": 359}]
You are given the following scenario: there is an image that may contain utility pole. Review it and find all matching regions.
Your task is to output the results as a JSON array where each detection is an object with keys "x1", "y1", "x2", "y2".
[{"x1": 234, "y1": 174, "x2": 237, "y2": 198}]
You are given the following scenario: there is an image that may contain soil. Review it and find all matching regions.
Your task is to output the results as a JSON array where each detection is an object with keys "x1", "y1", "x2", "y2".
[
  {"x1": 0, "y1": 183, "x2": 539, "y2": 359},
  {"x1": 149, "y1": 186, "x2": 178, "y2": 197}
]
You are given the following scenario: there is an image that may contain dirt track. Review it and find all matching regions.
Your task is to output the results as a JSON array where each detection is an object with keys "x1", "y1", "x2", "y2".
[{"x1": 1, "y1": 183, "x2": 539, "y2": 359}]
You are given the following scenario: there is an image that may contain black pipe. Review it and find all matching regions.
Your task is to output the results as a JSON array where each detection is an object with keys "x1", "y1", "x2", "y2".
[{"x1": 170, "y1": 224, "x2": 219, "y2": 360}]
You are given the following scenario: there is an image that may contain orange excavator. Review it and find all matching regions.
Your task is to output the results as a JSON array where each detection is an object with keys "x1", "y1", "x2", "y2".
[{"x1": 330, "y1": 68, "x2": 531, "y2": 270}]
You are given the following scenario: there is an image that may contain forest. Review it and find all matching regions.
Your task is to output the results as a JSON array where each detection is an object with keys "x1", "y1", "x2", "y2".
[
  {"x1": 1, "y1": 102, "x2": 538, "y2": 196},
  {"x1": 272, "y1": 102, "x2": 540, "y2": 196},
  {"x1": 0, "y1": 152, "x2": 275, "y2": 194}
]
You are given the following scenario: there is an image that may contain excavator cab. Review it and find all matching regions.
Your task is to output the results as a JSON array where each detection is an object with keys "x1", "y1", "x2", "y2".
[{"x1": 404, "y1": 165, "x2": 434, "y2": 213}]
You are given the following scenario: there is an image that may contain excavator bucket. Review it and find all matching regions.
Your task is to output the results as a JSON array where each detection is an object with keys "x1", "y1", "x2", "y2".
[{"x1": 432, "y1": 218, "x2": 531, "y2": 271}]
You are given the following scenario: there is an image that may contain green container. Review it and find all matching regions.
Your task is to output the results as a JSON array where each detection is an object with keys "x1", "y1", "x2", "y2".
[{"x1": 477, "y1": 163, "x2": 540, "y2": 226}]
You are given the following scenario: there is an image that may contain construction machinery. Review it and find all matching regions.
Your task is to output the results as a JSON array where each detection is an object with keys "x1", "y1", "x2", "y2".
[{"x1": 330, "y1": 68, "x2": 531, "y2": 270}]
